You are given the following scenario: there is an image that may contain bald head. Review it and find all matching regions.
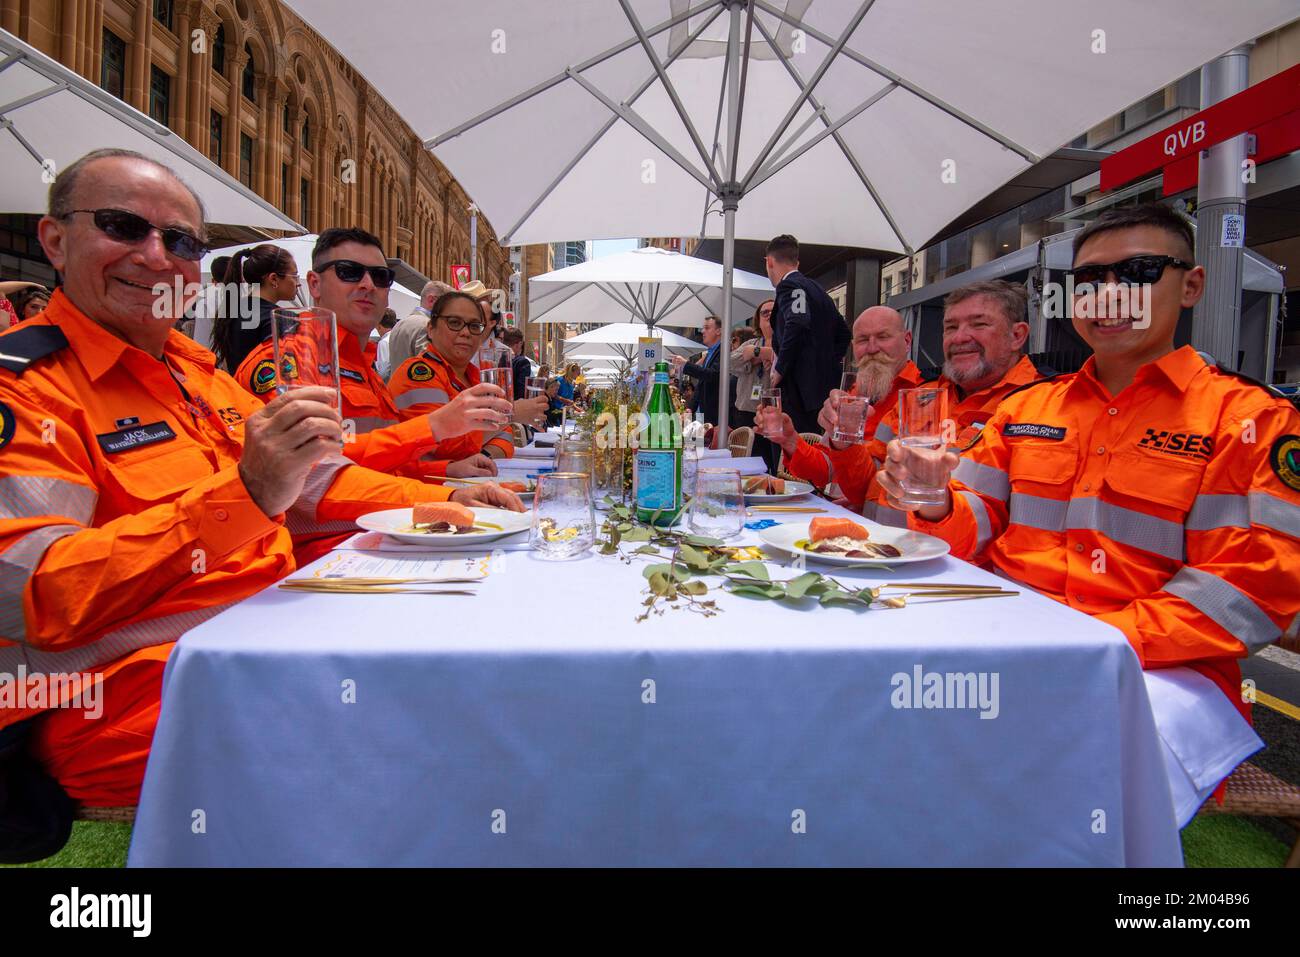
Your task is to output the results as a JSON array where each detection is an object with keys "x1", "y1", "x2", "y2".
[{"x1": 851, "y1": 306, "x2": 911, "y2": 402}]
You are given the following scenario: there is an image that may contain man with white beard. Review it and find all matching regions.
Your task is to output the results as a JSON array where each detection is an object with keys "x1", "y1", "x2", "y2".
[{"x1": 759, "y1": 305, "x2": 921, "y2": 497}]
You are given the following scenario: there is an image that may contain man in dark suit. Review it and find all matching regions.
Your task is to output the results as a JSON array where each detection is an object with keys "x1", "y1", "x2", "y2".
[
  {"x1": 671, "y1": 316, "x2": 735, "y2": 426},
  {"x1": 765, "y1": 234, "x2": 850, "y2": 434}
]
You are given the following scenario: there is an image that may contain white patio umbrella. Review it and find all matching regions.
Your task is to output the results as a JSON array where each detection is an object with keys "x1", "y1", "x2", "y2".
[
  {"x1": 529, "y1": 245, "x2": 772, "y2": 330},
  {"x1": 284, "y1": 0, "x2": 1296, "y2": 443},
  {"x1": 0, "y1": 29, "x2": 300, "y2": 231},
  {"x1": 561, "y1": 322, "x2": 700, "y2": 362}
]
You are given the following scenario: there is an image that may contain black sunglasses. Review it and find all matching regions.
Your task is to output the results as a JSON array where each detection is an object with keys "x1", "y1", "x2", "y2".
[
  {"x1": 1069, "y1": 255, "x2": 1194, "y2": 288},
  {"x1": 315, "y1": 259, "x2": 396, "y2": 288},
  {"x1": 64, "y1": 208, "x2": 207, "y2": 261},
  {"x1": 433, "y1": 315, "x2": 486, "y2": 335}
]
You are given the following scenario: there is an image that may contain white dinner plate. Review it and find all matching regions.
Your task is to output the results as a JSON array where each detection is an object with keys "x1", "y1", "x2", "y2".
[
  {"x1": 743, "y1": 480, "x2": 814, "y2": 503},
  {"x1": 356, "y1": 507, "x2": 531, "y2": 546},
  {"x1": 758, "y1": 520, "x2": 950, "y2": 566}
]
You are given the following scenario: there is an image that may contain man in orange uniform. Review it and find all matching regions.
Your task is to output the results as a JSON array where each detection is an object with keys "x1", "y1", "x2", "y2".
[
  {"x1": 0, "y1": 150, "x2": 520, "y2": 816},
  {"x1": 760, "y1": 282, "x2": 1050, "y2": 522},
  {"x1": 235, "y1": 228, "x2": 511, "y2": 480},
  {"x1": 880, "y1": 204, "x2": 1300, "y2": 716},
  {"x1": 763, "y1": 305, "x2": 921, "y2": 494},
  {"x1": 390, "y1": 290, "x2": 549, "y2": 463}
]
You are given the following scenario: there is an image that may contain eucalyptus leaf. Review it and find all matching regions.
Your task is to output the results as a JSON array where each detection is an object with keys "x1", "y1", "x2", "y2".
[
  {"x1": 784, "y1": 572, "x2": 823, "y2": 600},
  {"x1": 633, "y1": 544, "x2": 660, "y2": 555},
  {"x1": 684, "y1": 535, "x2": 725, "y2": 547},
  {"x1": 679, "y1": 580, "x2": 709, "y2": 596},
  {"x1": 677, "y1": 544, "x2": 711, "y2": 570},
  {"x1": 728, "y1": 584, "x2": 785, "y2": 600},
  {"x1": 621, "y1": 526, "x2": 653, "y2": 543},
  {"x1": 725, "y1": 561, "x2": 771, "y2": 581}
]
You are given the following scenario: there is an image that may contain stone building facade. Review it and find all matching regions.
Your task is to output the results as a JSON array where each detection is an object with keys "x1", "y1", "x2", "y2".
[{"x1": 2, "y1": 0, "x2": 510, "y2": 290}]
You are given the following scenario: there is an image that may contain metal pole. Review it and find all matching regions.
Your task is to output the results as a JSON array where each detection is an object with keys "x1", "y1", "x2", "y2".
[
  {"x1": 468, "y1": 202, "x2": 479, "y2": 282},
  {"x1": 1191, "y1": 44, "x2": 1251, "y2": 367},
  {"x1": 717, "y1": 200, "x2": 737, "y2": 450}
]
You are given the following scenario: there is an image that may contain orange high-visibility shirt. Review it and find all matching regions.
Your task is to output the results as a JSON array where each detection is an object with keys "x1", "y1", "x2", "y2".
[
  {"x1": 825, "y1": 355, "x2": 1045, "y2": 517},
  {"x1": 784, "y1": 361, "x2": 923, "y2": 490},
  {"x1": 910, "y1": 346, "x2": 1300, "y2": 714},
  {"x1": 0, "y1": 291, "x2": 455, "y2": 733},
  {"x1": 389, "y1": 348, "x2": 515, "y2": 460},
  {"x1": 234, "y1": 331, "x2": 449, "y2": 478}
]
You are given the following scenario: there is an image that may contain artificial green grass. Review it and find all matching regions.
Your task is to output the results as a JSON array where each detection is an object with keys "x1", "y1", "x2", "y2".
[
  {"x1": 0, "y1": 821, "x2": 131, "y2": 868},
  {"x1": 1179, "y1": 815, "x2": 1291, "y2": 868},
  {"x1": 3, "y1": 815, "x2": 1292, "y2": 868}
]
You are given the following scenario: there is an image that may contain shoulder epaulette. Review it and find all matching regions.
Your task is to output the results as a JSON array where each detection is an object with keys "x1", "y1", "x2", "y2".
[
  {"x1": 1030, "y1": 356, "x2": 1060, "y2": 377},
  {"x1": 1200, "y1": 355, "x2": 1291, "y2": 403},
  {"x1": 0, "y1": 324, "x2": 70, "y2": 375},
  {"x1": 999, "y1": 370, "x2": 1072, "y2": 402}
]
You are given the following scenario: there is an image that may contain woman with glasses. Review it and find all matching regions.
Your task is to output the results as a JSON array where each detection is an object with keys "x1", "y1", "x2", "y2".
[
  {"x1": 211, "y1": 244, "x2": 299, "y2": 373},
  {"x1": 389, "y1": 290, "x2": 531, "y2": 469}
]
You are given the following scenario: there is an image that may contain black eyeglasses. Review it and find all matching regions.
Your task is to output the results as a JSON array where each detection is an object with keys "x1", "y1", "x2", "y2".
[
  {"x1": 1069, "y1": 255, "x2": 1194, "y2": 288},
  {"x1": 63, "y1": 208, "x2": 208, "y2": 261},
  {"x1": 315, "y1": 259, "x2": 397, "y2": 288},
  {"x1": 434, "y1": 315, "x2": 487, "y2": 335}
]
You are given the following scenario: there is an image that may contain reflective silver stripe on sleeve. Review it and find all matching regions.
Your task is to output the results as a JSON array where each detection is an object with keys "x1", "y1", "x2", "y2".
[
  {"x1": 873, "y1": 504, "x2": 910, "y2": 528},
  {"x1": 874, "y1": 421, "x2": 895, "y2": 444},
  {"x1": 285, "y1": 453, "x2": 356, "y2": 536},
  {"x1": 1250, "y1": 491, "x2": 1300, "y2": 539},
  {"x1": 956, "y1": 490, "x2": 992, "y2": 553},
  {"x1": 1067, "y1": 498, "x2": 1184, "y2": 562},
  {"x1": 0, "y1": 475, "x2": 98, "y2": 523},
  {"x1": 394, "y1": 388, "x2": 449, "y2": 410},
  {"x1": 1186, "y1": 493, "x2": 1250, "y2": 531},
  {"x1": 1187, "y1": 491, "x2": 1300, "y2": 540},
  {"x1": 350, "y1": 416, "x2": 400, "y2": 434},
  {"x1": 0, "y1": 524, "x2": 81, "y2": 644},
  {"x1": 1163, "y1": 565, "x2": 1280, "y2": 653},
  {"x1": 0, "y1": 602, "x2": 233, "y2": 680},
  {"x1": 953, "y1": 459, "x2": 1010, "y2": 502},
  {"x1": 1008, "y1": 493, "x2": 1067, "y2": 531}
]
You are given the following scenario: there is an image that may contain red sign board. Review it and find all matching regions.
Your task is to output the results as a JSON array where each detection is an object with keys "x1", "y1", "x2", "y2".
[
  {"x1": 1161, "y1": 109, "x2": 1300, "y2": 195},
  {"x1": 451, "y1": 264, "x2": 470, "y2": 288},
  {"x1": 1100, "y1": 62, "x2": 1300, "y2": 192}
]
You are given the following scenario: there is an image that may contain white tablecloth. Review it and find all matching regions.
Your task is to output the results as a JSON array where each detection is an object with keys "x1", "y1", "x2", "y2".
[{"x1": 128, "y1": 503, "x2": 1189, "y2": 866}]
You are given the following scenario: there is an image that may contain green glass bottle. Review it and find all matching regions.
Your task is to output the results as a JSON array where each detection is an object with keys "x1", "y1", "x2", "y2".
[{"x1": 634, "y1": 361, "x2": 684, "y2": 526}]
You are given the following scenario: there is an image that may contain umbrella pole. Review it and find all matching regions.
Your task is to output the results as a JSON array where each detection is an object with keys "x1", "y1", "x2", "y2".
[{"x1": 716, "y1": 198, "x2": 737, "y2": 450}]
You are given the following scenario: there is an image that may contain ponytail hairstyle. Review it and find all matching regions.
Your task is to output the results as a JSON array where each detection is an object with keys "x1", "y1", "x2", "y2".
[{"x1": 212, "y1": 244, "x2": 295, "y2": 371}]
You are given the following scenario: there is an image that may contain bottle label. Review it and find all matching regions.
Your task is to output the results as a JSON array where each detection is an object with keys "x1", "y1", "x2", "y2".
[
  {"x1": 652, "y1": 372, "x2": 669, "y2": 385},
  {"x1": 634, "y1": 449, "x2": 679, "y2": 511}
]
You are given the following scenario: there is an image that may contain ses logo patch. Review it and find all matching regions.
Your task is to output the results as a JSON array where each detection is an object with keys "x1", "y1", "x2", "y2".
[
  {"x1": 407, "y1": 361, "x2": 434, "y2": 383},
  {"x1": 251, "y1": 359, "x2": 277, "y2": 395},
  {"x1": 0, "y1": 401, "x2": 15, "y2": 451},
  {"x1": 1271, "y1": 435, "x2": 1300, "y2": 492},
  {"x1": 1137, "y1": 428, "x2": 1214, "y2": 460}
]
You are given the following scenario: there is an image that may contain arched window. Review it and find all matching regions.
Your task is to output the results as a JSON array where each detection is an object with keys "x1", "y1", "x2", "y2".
[
  {"x1": 212, "y1": 24, "x2": 226, "y2": 75},
  {"x1": 301, "y1": 113, "x2": 310, "y2": 150},
  {"x1": 241, "y1": 44, "x2": 255, "y2": 101}
]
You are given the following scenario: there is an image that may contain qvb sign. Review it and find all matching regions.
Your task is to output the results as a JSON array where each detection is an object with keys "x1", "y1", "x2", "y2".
[{"x1": 1100, "y1": 62, "x2": 1300, "y2": 193}]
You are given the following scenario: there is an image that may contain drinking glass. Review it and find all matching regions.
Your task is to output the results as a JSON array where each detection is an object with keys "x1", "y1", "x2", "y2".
[
  {"x1": 270, "y1": 307, "x2": 339, "y2": 409},
  {"x1": 479, "y1": 365, "x2": 512, "y2": 400},
  {"x1": 689, "y1": 468, "x2": 745, "y2": 539},
  {"x1": 756, "y1": 386, "x2": 782, "y2": 437},
  {"x1": 839, "y1": 356, "x2": 858, "y2": 396},
  {"x1": 530, "y1": 472, "x2": 595, "y2": 559},
  {"x1": 896, "y1": 387, "x2": 950, "y2": 507},
  {"x1": 833, "y1": 394, "x2": 871, "y2": 446},
  {"x1": 555, "y1": 437, "x2": 593, "y2": 487},
  {"x1": 525, "y1": 376, "x2": 547, "y2": 398}
]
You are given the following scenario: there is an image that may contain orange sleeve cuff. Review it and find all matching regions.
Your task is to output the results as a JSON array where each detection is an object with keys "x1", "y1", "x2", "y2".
[{"x1": 187, "y1": 465, "x2": 282, "y2": 557}]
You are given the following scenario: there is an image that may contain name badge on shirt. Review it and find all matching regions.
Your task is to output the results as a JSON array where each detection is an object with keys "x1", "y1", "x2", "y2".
[
  {"x1": 339, "y1": 368, "x2": 365, "y2": 383},
  {"x1": 96, "y1": 421, "x2": 177, "y2": 455},
  {"x1": 1003, "y1": 422, "x2": 1067, "y2": 440},
  {"x1": 751, "y1": 383, "x2": 763, "y2": 402}
]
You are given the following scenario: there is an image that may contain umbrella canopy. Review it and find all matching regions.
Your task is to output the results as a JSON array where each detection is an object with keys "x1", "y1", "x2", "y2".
[
  {"x1": 203, "y1": 235, "x2": 422, "y2": 318},
  {"x1": 0, "y1": 29, "x2": 301, "y2": 231},
  {"x1": 529, "y1": 245, "x2": 772, "y2": 329},
  {"x1": 561, "y1": 321, "x2": 700, "y2": 361},
  {"x1": 283, "y1": 0, "x2": 1295, "y2": 443}
]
